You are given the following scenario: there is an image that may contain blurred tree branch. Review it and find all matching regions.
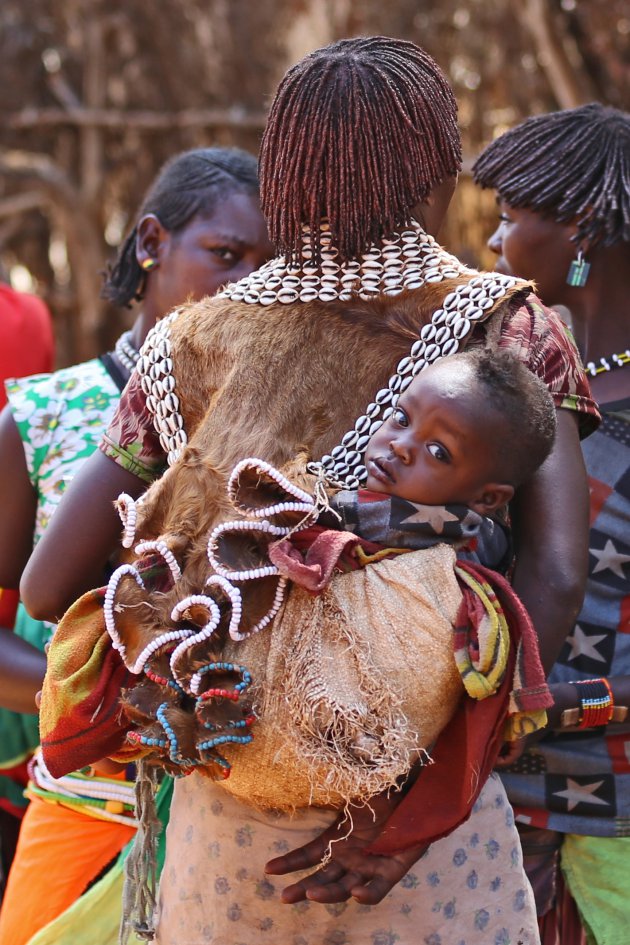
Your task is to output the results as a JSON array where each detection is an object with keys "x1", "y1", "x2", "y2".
[
  {"x1": 7, "y1": 107, "x2": 268, "y2": 131},
  {"x1": 0, "y1": 0, "x2": 627, "y2": 364},
  {"x1": 514, "y1": 0, "x2": 595, "y2": 108},
  {"x1": 0, "y1": 150, "x2": 104, "y2": 360}
]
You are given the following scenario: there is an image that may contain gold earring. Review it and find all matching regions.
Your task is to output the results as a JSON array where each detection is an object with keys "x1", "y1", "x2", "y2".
[{"x1": 141, "y1": 258, "x2": 158, "y2": 272}]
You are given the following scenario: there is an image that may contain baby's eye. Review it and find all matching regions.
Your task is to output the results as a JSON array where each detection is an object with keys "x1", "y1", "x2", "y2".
[
  {"x1": 499, "y1": 213, "x2": 512, "y2": 224},
  {"x1": 427, "y1": 442, "x2": 450, "y2": 463},
  {"x1": 392, "y1": 407, "x2": 409, "y2": 427}
]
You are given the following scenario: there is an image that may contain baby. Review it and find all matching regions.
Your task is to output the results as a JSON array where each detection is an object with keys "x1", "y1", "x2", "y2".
[
  {"x1": 367, "y1": 346, "x2": 554, "y2": 509},
  {"x1": 188, "y1": 346, "x2": 559, "y2": 807},
  {"x1": 329, "y1": 346, "x2": 557, "y2": 562}
]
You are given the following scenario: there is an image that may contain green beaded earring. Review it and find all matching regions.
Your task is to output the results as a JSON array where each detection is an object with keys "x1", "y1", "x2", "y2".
[{"x1": 566, "y1": 250, "x2": 590, "y2": 288}]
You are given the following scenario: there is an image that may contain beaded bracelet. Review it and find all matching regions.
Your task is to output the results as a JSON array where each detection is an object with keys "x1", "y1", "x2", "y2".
[{"x1": 575, "y1": 678, "x2": 614, "y2": 729}]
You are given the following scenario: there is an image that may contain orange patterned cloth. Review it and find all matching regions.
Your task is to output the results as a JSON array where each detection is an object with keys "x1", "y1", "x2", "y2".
[{"x1": 0, "y1": 786, "x2": 135, "y2": 945}]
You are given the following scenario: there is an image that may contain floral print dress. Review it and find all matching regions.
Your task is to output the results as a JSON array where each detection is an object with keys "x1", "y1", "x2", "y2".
[
  {"x1": 0, "y1": 360, "x2": 123, "y2": 804},
  {"x1": 8, "y1": 359, "x2": 121, "y2": 548}
]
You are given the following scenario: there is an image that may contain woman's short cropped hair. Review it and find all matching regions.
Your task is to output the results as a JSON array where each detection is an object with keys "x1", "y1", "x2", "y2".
[
  {"x1": 473, "y1": 103, "x2": 630, "y2": 250},
  {"x1": 260, "y1": 36, "x2": 461, "y2": 265}
]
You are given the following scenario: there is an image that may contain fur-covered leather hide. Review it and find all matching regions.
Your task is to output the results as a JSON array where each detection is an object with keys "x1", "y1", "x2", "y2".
[{"x1": 109, "y1": 276, "x2": 531, "y2": 776}]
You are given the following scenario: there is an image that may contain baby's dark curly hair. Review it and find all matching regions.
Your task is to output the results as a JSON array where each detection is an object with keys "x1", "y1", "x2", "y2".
[{"x1": 461, "y1": 347, "x2": 557, "y2": 486}]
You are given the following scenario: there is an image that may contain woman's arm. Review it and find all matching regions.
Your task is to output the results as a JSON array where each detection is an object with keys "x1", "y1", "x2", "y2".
[
  {"x1": 510, "y1": 408, "x2": 589, "y2": 674},
  {"x1": 544, "y1": 676, "x2": 630, "y2": 728},
  {"x1": 21, "y1": 450, "x2": 147, "y2": 622},
  {"x1": 0, "y1": 627, "x2": 46, "y2": 713},
  {"x1": 0, "y1": 407, "x2": 37, "y2": 588},
  {"x1": 0, "y1": 407, "x2": 47, "y2": 712}
]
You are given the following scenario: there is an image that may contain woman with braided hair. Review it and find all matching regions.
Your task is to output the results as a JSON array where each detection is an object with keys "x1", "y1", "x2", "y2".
[
  {"x1": 474, "y1": 103, "x2": 630, "y2": 945},
  {"x1": 24, "y1": 38, "x2": 598, "y2": 945},
  {"x1": 0, "y1": 146, "x2": 272, "y2": 945}
]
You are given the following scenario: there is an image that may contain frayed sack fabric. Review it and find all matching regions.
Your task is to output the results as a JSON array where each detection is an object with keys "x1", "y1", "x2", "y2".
[{"x1": 217, "y1": 545, "x2": 464, "y2": 810}]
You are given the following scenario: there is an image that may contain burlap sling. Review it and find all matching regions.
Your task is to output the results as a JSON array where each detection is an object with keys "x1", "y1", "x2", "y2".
[{"x1": 216, "y1": 546, "x2": 463, "y2": 810}]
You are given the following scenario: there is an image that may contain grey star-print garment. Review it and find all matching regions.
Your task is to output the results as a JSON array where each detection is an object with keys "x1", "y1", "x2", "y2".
[{"x1": 501, "y1": 401, "x2": 630, "y2": 837}]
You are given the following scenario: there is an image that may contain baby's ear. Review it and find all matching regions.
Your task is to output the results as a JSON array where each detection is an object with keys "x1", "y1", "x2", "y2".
[{"x1": 469, "y1": 483, "x2": 514, "y2": 516}]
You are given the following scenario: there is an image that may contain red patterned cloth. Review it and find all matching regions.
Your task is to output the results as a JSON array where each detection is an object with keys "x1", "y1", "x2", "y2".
[
  {"x1": 369, "y1": 559, "x2": 550, "y2": 856},
  {"x1": 0, "y1": 283, "x2": 54, "y2": 409}
]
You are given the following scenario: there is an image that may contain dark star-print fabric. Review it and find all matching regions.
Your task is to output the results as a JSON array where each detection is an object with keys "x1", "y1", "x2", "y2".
[
  {"x1": 501, "y1": 403, "x2": 630, "y2": 837},
  {"x1": 332, "y1": 489, "x2": 512, "y2": 571}
]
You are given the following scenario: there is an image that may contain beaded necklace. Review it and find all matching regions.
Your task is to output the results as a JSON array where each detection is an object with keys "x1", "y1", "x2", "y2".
[
  {"x1": 114, "y1": 330, "x2": 140, "y2": 374},
  {"x1": 585, "y1": 350, "x2": 630, "y2": 377},
  {"x1": 219, "y1": 219, "x2": 472, "y2": 305}
]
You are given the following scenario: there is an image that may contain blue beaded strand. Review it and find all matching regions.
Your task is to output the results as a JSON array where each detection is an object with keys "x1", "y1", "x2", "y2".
[
  {"x1": 197, "y1": 733, "x2": 253, "y2": 751},
  {"x1": 156, "y1": 702, "x2": 201, "y2": 769},
  {"x1": 195, "y1": 661, "x2": 252, "y2": 695}
]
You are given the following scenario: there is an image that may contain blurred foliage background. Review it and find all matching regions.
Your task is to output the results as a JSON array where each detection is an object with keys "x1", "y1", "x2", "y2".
[{"x1": 1, "y1": 0, "x2": 629, "y2": 363}]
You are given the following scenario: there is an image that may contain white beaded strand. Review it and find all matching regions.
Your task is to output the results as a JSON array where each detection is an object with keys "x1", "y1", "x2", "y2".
[
  {"x1": 228, "y1": 457, "x2": 316, "y2": 518},
  {"x1": 204, "y1": 574, "x2": 244, "y2": 648},
  {"x1": 206, "y1": 519, "x2": 289, "y2": 581},
  {"x1": 169, "y1": 594, "x2": 222, "y2": 688},
  {"x1": 230, "y1": 576, "x2": 288, "y2": 642},
  {"x1": 116, "y1": 493, "x2": 138, "y2": 549},
  {"x1": 104, "y1": 564, "x2": 146, "y2": 661},
  {"x1": 130, "y1": 626, "x2": 196, "y2": 677},
  {"x1": 135, "y1": 539, "x2": 182, "y2": 583}
]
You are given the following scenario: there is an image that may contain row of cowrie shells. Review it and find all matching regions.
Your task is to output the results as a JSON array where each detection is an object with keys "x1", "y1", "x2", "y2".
[
  {"x1": 137, "y1": 310, "x2": 188, "y2": 467},
  {"x1": 220, "y1": 222, "x2": 475, "y2": 306},
  {"x1": 307, "y1": 271, "x2": 523, "y2": 489}
]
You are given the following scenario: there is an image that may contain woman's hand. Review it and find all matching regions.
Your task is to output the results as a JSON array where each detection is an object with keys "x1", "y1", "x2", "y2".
[{"x1": 265, "y1": 794, "x2": 427, "y2": 904}]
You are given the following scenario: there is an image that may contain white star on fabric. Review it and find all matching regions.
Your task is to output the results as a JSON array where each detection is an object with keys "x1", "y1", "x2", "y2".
[
  {"x1": 590, "y1": 539, "x2": 630, "y2": 579},
  {"x1": 553, "y1": 778, "x2": 609, "y2": 812},
  {"x1": 564, "y1": 624, "x2": 607, "y2": 663},
  {"x1": 400, "y1": 504, "x2": 460, "y2": 535}
]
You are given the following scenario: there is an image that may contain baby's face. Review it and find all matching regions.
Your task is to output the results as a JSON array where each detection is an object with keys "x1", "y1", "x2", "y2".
[{"x1": 363, "y1": 361, "x2": 504, "y2": 509}]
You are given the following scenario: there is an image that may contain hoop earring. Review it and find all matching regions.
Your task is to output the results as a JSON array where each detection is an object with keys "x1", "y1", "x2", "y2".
[
  {"x1": 566, "y1": 250, "x2": 590, "y2": 288},
  {"x1": 141, "y1": 258, "x2": 158, "y2": 272}
]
